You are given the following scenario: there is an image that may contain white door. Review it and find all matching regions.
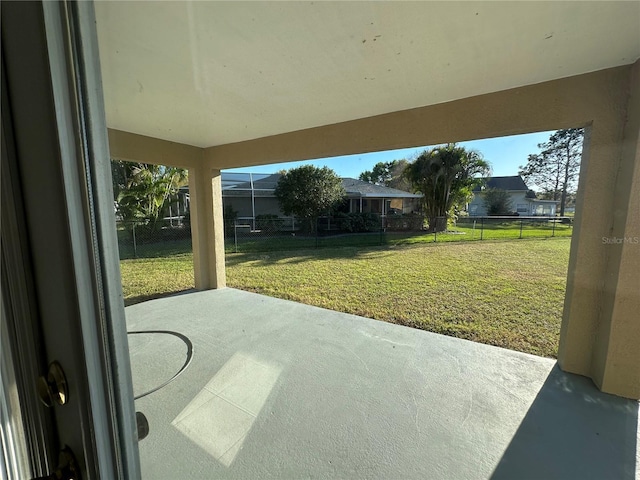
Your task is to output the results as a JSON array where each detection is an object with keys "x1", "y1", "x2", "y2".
[{"x1": 1, "y1": 1, "x2": 139, "y2": 478}]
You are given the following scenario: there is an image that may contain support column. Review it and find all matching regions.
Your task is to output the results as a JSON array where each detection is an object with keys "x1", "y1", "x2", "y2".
[
  {"x1": 188, "y1": 166, "x2": 226, "y2": 290},
  {"x1": 591, "y1": 59, "x2": 640, "y2": 398},
  {"x1": 558, "y1": 60, "x2": 640, "y2": 399}
]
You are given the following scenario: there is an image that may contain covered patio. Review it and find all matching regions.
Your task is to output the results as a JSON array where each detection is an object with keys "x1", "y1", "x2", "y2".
[
  {"x1": 127, "y1": 289, "x2": 638, "y2": 479},
  {"x1": 93, "y1": 2, "x2": 640, "y2": 475},
  {"x1": 101, "y1": 0, "x2": 640, "y2": 400},
  {"x1": 2, "y1": 1, "x2": 639, "y2": 478}
]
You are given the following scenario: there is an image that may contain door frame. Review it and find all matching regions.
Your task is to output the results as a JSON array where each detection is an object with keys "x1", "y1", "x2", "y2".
[{"x1": 1, "y1": 1, "x2": 139, "y2": 477}]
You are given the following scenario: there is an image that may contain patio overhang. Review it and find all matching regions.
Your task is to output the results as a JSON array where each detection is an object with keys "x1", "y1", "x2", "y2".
[{"x1": 100, "y1": 2, "x2": 640, "y2": 399}]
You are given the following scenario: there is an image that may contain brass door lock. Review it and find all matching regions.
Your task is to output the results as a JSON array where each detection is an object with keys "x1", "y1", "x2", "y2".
[{"x1": 37, "y1": 361, "x2": 68, "y2": 407}]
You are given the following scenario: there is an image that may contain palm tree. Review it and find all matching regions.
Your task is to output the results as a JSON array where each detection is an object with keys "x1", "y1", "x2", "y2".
[
  {"x1": 405, "y1": 144, "x2": 490, "y2": 232},
  {"x1": 114, "y1": 162, "x2": 188, "y2": 231}
]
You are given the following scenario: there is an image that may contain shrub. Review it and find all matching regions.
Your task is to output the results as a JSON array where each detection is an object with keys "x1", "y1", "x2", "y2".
[
  {"x1": 334, "y1": 212, "x2": 381, "y2": 233},
  {"x1": 255, "y1": 214, "x2": 284, "y2": 232},
  {"x1": 384, "y1": 214, "x2": 426, "y2": 231},
  {"x1": 223, "y1": 205, "x2": 238, "y2": 237},
  {"x1": 483, "y1": 188, "x2": 513, "y2": 216}
]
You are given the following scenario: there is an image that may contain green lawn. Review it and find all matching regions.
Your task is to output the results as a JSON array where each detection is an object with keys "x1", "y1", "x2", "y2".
[
  {"x1": 229, "y1": 220, "x2": 572, "y2": 252},
  {"x1": 120, "y1": 237, "x2": 571, "y2": 358}
]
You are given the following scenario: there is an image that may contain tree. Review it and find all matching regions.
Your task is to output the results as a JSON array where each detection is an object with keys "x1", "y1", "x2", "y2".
[
  {"x1": 483, "y1": 188, "x2": 513, "y2": 215},
  {"x1": 405, "y1": 144, "x2": 491, "y2": 232},
  {"x1": 274, "y1": 165, "x2": 345, "y2": 232},
  {"x1": 518, "y1": 128, "x2": 583, "y2": 216},
  {"x1": 359, "y1": 159, "x2": 412, "y2": 191},
  {"x1": 112, "y1": 160, "x2": 188, "y2": 230},
  {"x1": 359, "y1": 162, "x2": 393, "y2": 185}
]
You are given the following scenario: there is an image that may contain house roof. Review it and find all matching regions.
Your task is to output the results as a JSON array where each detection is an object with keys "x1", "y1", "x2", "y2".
[
  {"x1": 218, "y1": 173, "x2": 420, "y2": 198},
  {"x1": 530, "y1": 199, "x2": 559, "y2": 204},
  {"x1": 341, "y1": 178, "x2": 421, "y2": 198},
  {"x1": 473, "y1": 176, "x2": 529, "y2": 192},
  {"x1": 221, "y1": 173, "x2": 280, "y2": 193}
]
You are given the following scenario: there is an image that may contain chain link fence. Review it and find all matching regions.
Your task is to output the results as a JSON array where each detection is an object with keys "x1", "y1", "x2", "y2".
[
  {"x1": 453, "y1": 216, "x2": 573, "y2": 241},
  {"x1": 116, "y1": 218, "x2": 192, "y2": 259},
  {"x1": 228, "y1": 214, "x2": 395, "y2": 253},
  {"x1": 227, "y1": 214, "x2": 573, "y2": 253},
  {"x1": 115, "y1": 214, "x2": 573, "y2": 258}
]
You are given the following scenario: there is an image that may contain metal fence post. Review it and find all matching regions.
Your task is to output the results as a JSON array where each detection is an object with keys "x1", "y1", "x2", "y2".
[
  {"x1": 480, "y1": 217, "x2": 484, "y2": 240},
  {"x1": 132, "y1": 222, "x2": 137, "y2": 258},
  {"x1": 552, "y1": 217, "x2": 556, "y2": 237},
  {"x1": 519, "y1": 219, "x2": 523, "y2": 239},
  {"x1": 315, "y1": 218, "x2": 319, "y2": 249},
  {"x1": 234, "y1": 221, "x2": 238, "y2": 253}
]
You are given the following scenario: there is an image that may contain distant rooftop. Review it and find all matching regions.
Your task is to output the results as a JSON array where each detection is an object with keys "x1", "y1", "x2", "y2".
[
  {"x1": 219, "y1": 172, "x2": 420, "y2": 198},
  {"x1": 340, "y1": 177, "x2": 420, "y2": 198},
  {"x1": 473, "y1": 176, "x2": 529, "y2": 192}
]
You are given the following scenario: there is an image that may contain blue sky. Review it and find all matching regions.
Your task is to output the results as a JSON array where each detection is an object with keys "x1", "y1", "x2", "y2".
[{"x1": 224, "y1": 130, "x2": 554, "y2": 179}]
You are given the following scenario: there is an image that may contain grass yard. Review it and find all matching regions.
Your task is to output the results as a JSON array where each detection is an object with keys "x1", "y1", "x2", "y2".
[
  {"x1": 120, "y1": 237, "x2": 571, "y2": 358},
  {"x1": 230, "y1": 220, "x2": 572, "y2": 253},
  {"x1": 120, "y1": 253, "x2": 194, "y2": 304}
]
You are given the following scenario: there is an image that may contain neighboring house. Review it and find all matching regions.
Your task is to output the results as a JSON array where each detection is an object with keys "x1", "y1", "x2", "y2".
[
  {"x1": 467, "y1": 176, "x2": 558, "y2": 216},
  {"x1": 340, "y1": 178, "x2": 422, "y2": 215},
  {"x1": 218, "y1": 173, "x2": 421, "y2": 222}
]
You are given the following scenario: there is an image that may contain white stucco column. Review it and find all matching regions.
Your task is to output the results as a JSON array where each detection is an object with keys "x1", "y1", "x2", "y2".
[
  {"x1": 558, "y1": 60, "x2": 640, "y2": 399},
  {"x1": 188, "y1": 166, "x2": 226, "y2": 290}
]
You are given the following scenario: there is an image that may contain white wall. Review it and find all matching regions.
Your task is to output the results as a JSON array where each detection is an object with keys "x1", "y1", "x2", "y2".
[{"x1": 469, "y1": 191, "x2": 527, "y2": 216}]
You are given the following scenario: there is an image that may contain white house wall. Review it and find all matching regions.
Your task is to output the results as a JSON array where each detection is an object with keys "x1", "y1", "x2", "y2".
[{"x1": 469, "y1": 191, "x2": 534, "y2": 216}]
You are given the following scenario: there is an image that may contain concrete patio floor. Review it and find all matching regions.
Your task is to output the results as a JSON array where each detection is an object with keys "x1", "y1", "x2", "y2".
[{"x1": 125, "y1": 288, "x2": 639, "y2": 479}]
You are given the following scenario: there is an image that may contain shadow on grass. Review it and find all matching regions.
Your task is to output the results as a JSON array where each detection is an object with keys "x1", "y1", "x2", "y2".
[
  {"x1": 224, "y1": 235, "x2": 572, "y2": 267},
  {"x1": 118, "y1": 226, "x2": 571, "y2": 260},
  {"x1": 118, "y1": 238, "x2": 193, "y2": 260},
  {"x1": 491, "y1": 364, "x2": 638, "y2": 480},
  {"x1": 224, "y1": 243, "x2": 404, "y2": 267},
  {"x1": 226, "y1": 226, "x2": 572, "y2": 255},
  {"x1": 124, "y1": 288, "x2": 197, "y2": 307}
]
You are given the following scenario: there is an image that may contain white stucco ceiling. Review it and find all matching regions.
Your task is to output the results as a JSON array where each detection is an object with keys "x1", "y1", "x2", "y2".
[{"x1": 95, "y1": 1, "x2": 640, "y2": 148}]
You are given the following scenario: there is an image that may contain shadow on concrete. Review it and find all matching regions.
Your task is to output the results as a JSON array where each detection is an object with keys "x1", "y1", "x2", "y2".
[{"x1": 491, "y1": 364, "x2": 638, "y2": 480}]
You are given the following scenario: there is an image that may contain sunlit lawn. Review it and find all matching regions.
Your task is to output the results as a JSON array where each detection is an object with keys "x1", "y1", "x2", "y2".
[
  {"x1": 120, "y1": 237, "x2": 571, "y2": 358},
  {"x1": 229, "y1": 220, "x2": 572, "y2": 252}
]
